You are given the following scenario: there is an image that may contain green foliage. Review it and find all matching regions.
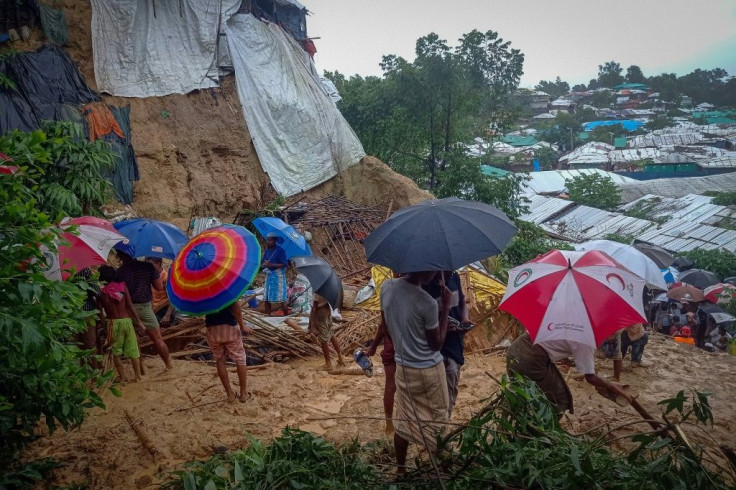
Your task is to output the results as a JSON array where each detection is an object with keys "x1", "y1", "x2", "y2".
[
  {"x1": 625, "y1": 65, "x2": 646, "y2": 84},
  {"x1": 0, "y1": 173, "x2": 107, "y2": 469},
  {"x1": 532, "y1": 146, "x2": 558, "y2": 170},
  {"x1": 725, "y1": 298, "x2": 736, "y2": 317},
  {"x1": 679, "y1": 249, "x2": 736, "y2": 281},
  {"x1": 597, "y1": 60, "x2": 624, "y2": 89},
  {"x1": 603, "y1": 233, "x2": 634, "y2": 244},
  {"x1": 0, "y1": 72, "x2": 16, "y2": 90},
  {"x1": 704, "y1": 191, "x2": 736, "y2": 206},
  {"x1": 587, "y1": 124, "x2": 623, "y2": 145},
  {"x1": 645, "y1": 116, "x2": 676, "y2": 131},
  {"x1": 0, "y1": 121, "x2": 113, "y2": 216},
  {"x1": 168, "y1": 428, "x2": 378, "y2": 489},
  {"x1": 326, "y1": 28, "x2": 524, "y2": 193},
  {"x1": 501, "y1": 221, "x2": 573, "y2": 272},
  {"x1": 534, "y1": 76, "x2": 570, "y2": 98},
  {"x1": 566, "y1": 173, "x2": 621, "y2": 210}
]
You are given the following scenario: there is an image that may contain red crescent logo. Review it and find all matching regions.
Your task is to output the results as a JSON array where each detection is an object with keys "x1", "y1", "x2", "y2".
[
  {"x1": 547, "y1": 322, "x2": 553, "y2": 331},
  {"x1": 606, "y1": 273, "x2": 625, "y2": 290}
]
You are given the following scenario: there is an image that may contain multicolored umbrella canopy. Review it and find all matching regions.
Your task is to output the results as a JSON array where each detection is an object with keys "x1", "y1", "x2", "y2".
[
  {"x1": 499, "y1": 249, "x2": 647, "y2": 349},
  {"x1": 167, "y1": 225, "x2": 261, "y2": 315},
  {"x1": 42, "y1": 216, "x2": 127, "y2": 281}
]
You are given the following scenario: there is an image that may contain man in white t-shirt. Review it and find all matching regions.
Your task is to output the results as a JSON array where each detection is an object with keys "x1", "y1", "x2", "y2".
[
  {"x1": 507, "y1": 332, "x2": 626, "y2": 416},
  {"x1": 380, "y1": 271, "x2": 452, "y2": 474}
]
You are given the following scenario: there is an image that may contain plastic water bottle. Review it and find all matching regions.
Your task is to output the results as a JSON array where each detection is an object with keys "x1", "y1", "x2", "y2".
[{"x1": 353, "y1": 348, "x2": 373, "y2": 377}]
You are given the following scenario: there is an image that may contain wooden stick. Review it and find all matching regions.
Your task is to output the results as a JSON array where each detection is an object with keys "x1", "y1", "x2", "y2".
[
  {"x1": 124, "y1": 410, "x2": 162, "y2": 460},
  {"x1": 170, "y1": 347, "x2": 211, "y2": 359}
]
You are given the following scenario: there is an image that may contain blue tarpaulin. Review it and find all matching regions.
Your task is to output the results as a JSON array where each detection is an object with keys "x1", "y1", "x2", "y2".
[{"x1": 583, "y1": 120, "x2": 644, "y2": 132}]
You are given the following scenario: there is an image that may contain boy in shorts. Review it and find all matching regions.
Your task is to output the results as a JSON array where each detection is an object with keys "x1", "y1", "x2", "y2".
[
  {"x1": 98, "y1": 266, "x2": 145, "y2": 383},
  {"x1": 308, "y1": 294, "x2": 345, "y2": 370}
]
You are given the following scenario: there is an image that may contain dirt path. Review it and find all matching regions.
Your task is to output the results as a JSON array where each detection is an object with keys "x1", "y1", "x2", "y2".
[{"x1": 25, "y1": 334, "x2": 736, "y2": 488}]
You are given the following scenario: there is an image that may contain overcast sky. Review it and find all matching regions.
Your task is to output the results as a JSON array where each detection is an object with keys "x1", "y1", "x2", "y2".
[{"x1": 305, "y1": 0, "x2": 736, "y2": 87}]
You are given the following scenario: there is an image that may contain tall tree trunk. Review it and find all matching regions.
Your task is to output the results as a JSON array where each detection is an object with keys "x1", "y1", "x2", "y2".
[{"x1": 428, "y1": 112, "x2": 436, "y2": 189}]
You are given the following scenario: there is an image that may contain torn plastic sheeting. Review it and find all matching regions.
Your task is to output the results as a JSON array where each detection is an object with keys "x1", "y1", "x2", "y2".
[
  {"x1": 225, "y1": 14, "x2": 364, "y2": 197},
  {"x1": 90, "y1": 0, "x2": 241, "y2": 97},
  {"x1": 38, "y1": 2, "x2": 69, "y2": 45},
  {"x1": 11, "y1": 45, "x2": 99, "y2": 121}
]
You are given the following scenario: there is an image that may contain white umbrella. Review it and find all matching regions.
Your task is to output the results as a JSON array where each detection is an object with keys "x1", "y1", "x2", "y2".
[{"x1": 575, "y1": 240, "x2": 668, "y2": 290}]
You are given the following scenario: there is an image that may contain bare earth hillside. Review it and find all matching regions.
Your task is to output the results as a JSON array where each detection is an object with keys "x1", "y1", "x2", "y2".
[{"x1": 31, "y1": 1, "x2": 430, "y2": 228}]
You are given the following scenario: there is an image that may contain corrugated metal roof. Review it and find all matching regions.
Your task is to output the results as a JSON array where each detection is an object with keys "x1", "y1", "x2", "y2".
[
  {"x1": 697, "y1": 156, "x2": 736, "y2": 169},
  {"x1": 619, "y1": 194, "x2": 736, "y2": 227},
  {"x1": 521, "y1": 169, "x2": 636, "y2": 195},
  {"x1": 618, "y1": 173, "x2": 736, "y2": 203},
  {"x1": 629, "y1": 133, "x2": 703, "y2": 148},
  {"x1": 636, "y1": 219, "x2": 736, "y2": 254},
  {"x1": 520, "y1": 194, "x2": 576, "y2": 224},
  {"x1": 608, "y1": 148, "x2": 660, "y2": 163},
  {"x1": 560, "y1": 142, "x2": 615, "y2": 162},
  {"x1": 523, "y1": 195, "x2": 736, "y2": 253},
  {"x1": 542, "y1": 205, "x2": 655, "y2": 242}
]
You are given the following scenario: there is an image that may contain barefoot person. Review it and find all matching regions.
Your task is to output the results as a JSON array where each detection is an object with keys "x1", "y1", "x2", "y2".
[
  {"x1": 115, "y1": 250, "x2": 173, "y2": 371},
  {"x1": 365, "y1": 317, "x2": 396, "y2": 434},
  {"x1": 97, "y1": 266, "x2": 144, "y2": 383},
  {"x1": 380, "y1": 271, "x2": 452, "y2": 474},
  {"x1": 308, "y1": 294, "x2": 345, "y2": 370},
  {"x1": 262, "y1": 233, "x2": 289, "y2": 316},
  {"x1": 205, "y1": 301, "x2": 252, "y2": 402}
]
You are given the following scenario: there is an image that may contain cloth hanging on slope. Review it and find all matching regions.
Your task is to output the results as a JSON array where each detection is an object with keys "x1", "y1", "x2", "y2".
[
  {"x1": 83, "y1": 103, "x2": 125, "y2": 141},
  {"x1": 90, "y1": 0, "x2": 241, "y2": 97},
  {"x1": 38, "y1": 2, "x2": 69, "y2": 45},
  {"x1": 225, "y1": 14, "x2": 364, "y2": 197}
]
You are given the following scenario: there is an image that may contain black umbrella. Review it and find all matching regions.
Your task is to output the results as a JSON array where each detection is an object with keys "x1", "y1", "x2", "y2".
[
  {"x1": 672, "y1": 257, "x2": 695, "y2": 271},
  {"x1": 677, "y1": 269, "x2": 720, "y2": 289},
  {"x1": 631, "y1": 242, "x2": 675, "y2": 268},
  {"x1": 291, "y1": 255, "x2": 342, "y2": 309},
  {"x1": 725, "y1": 277, "x2": 736, "y2": 286},
  {"x1": 364, "y1": 197, "x2": 517, "y2": 273}
]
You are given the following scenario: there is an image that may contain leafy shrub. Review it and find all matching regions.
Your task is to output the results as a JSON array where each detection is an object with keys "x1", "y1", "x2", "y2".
[
  {"x1": 0, "y1": 143, "x2": 109, "y2": 477},
  {"x1": 502, "y1": 221, "x2": 574, "y2": 271},
  {"x1": 566, "y1": 173, "x2": 621, "y2": 210},
  {"x1": 679, "y1": 249, "x2": 736, "y2": 281},
  {"x1": 169, "y1": 429, "x2": 378, "y2": 489},
  {"x1": 0, "y1": 121, "x2": 114, "y2": 215}
]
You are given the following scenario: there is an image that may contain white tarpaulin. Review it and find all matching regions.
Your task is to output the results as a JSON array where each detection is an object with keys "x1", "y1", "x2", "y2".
[
  {"x1": 226, "y1": 14, "x2": 365, "y2": 196},
  {"x1": 91, "y1": 0, "x2": 240, "y2": 97}
]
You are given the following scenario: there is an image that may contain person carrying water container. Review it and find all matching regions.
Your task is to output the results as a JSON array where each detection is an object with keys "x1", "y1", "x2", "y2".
[{"x1": 262, "y1": 233, "x2": 289, "y2": 316}]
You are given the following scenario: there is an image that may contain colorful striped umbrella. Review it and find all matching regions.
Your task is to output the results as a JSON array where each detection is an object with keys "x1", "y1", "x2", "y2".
[{"x1": 167, "y1": 225, "x2": 261, "y2": 315}]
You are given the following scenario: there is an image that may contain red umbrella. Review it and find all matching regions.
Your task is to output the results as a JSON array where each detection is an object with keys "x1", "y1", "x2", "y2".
[
  {"x1": 499, "y1": 250, "x2": 647, "y2": 349},
  {"x1": 41, "y1": 217, "x2": 128, "y2": 280},
  {"x1": 704, "y1": 283, "x2": 736, "y2": 304}
]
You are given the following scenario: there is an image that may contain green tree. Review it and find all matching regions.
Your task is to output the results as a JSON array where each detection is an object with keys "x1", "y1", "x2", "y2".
[
  {"x1": 679, "y1": 68, "x2": 728, "y2": 105},
  {"x1": 502, "y1": 221, "x2": 573, "y2": 269},
  {"x1": 679, "y1": 249, "x2": 736, "y2": 281},
  {"x1": 587, "y1": 124, "x2": 624, "y2": 145},
  {"x1": 327, "y1": 28, "x2": 524, "y2": 192},
  {"x1": 590, "y1": 90, "x2": 615, "y2": 108},
  {"x1": 597, "y1": 61, "x2": 624, "y2": 89},
  {"x1": 535, "y1": 76, "x2": 570, "y2": 98},
  {"x1": 625, "y1": 65, "x2": 646, "y2": 84},
  {"x1": 648, "y1": 73, "x2": 681, "y2": 103},
  {"x1": 566, "y1": 173, "x2": 621, "y2": 210},
  {"x1": 0, "y1": 121, "x2": 113, "y2": 215},
  {"x1": 0, "y1": 172, "x2": 107, "y2": 475},
  {"x1": 645, "y1": 117, "x2": 676, "y2": 131},
  {"x1": 532, "y1": 146, "x2": 558, "y2": 170}
]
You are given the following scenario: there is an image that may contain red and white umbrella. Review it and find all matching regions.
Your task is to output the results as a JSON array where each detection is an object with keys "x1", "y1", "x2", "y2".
[
  {"x1": 0, "y1": 151, "x2": 20, "y2": 175},
  {"x1": 41, "y1": 217, "x2": 128, "y2": 280},
  {"x1": 704, "y1": 283, "x2": 736, "y2": 304},
  {"x1": 499, "y1": 249, "x2": 647, "y2": 349}
]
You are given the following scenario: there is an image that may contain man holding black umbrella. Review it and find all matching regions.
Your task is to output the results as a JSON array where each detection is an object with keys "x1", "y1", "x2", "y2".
[{"x1": 380, "y1": 271, "x2": 452, "y2": 474}]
